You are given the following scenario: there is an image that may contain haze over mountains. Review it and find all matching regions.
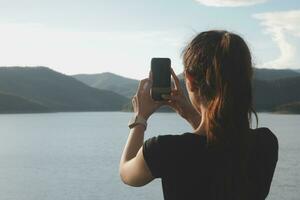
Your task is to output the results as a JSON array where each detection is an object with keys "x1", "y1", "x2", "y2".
[
  {"x1": 73, "y1": 73, "x2": 138, "y2": 98},
  {"x1": 0, "y1": 66, "x2": 299, "y2": 114}
]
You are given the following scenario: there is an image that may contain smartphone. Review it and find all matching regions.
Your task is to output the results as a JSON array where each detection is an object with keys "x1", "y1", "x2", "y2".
[{"x1": 151, "y1": 58, "x2": 171, "y2": 101}]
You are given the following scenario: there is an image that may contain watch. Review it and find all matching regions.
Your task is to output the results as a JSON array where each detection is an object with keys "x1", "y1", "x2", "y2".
[{"x1": 128, "y1": 114, "x2": 147, "y2": 129}]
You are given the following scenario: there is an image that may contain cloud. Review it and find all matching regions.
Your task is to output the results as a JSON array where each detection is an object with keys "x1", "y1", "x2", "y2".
[
  {"x1": 253, "y1": 10, "x2": 300, "y2": 68},
  {"x1": 195, "y1": 0, "x2": 268, "y2": 7}
]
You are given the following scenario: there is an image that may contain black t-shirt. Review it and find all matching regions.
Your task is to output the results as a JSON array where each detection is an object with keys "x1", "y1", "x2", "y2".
[{"x1": 142, "y1": 127, "x2": 278, "y2": 200}]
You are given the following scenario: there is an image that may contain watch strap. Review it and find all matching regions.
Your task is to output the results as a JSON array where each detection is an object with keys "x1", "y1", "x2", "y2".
[{"x1": 128, "y1": 114, "x2": 147, "y2": 129}]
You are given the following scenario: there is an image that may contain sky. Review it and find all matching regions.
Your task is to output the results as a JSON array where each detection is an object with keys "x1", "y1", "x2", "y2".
[{"x1": 0, "y1": 0, "x2": 299, "y2": 79}]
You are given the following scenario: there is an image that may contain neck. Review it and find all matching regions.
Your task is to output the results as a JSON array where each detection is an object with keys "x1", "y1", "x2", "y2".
[{"x1": 192, "y1": 104, "x2": 206, "y2": 136}]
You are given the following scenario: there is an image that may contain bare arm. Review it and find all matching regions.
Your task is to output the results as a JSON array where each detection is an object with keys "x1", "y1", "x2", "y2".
[
  {"x1": 119, "y1": 68, "x2": 201, "y2": 187},
  {"x1": 119, "y1": 76, "x2": 165, "y2": 187},
  {"x1": 119, "y1": 124, "x2": 154, "y2": 187}
]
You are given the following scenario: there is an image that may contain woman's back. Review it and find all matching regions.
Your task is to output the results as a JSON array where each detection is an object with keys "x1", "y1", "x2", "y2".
[
  {"x1": 143, "y1": 127, "x2": 278, "y2": 200},
  {"x1": 120, "y1": 30, "x2": 278, "y2": 200}
]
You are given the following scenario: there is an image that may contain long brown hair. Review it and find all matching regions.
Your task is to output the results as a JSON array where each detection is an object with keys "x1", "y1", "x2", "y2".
[{"x1": 182, "y1": 30, "x2": 258, "y2": 199}]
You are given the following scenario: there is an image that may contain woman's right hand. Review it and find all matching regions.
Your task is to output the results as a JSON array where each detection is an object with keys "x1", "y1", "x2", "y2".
[{"x1": 162, "y1": 68, "x2": 201, "y2": 129}]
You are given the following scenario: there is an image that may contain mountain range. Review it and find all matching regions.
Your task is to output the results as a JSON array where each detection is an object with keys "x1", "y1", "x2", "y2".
[
  {"x1": 252, "y1": 68, "x2": 300, "y2": 81},
  {"x1": 73, "y1": 68, "x2": 300, "y2": 114},
  {"x1": 0, "y1": 67, "x2": 128, "y2": 113},
  {"x1": 0, "y1": 66, "x2": 299, "y2": 114},
  {"x1": 74, "y1": 68, "x2": 300, "y2": 97}
]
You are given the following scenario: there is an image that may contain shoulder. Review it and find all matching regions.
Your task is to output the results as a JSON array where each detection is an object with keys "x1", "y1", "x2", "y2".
[
  {"x1": 143, "y1": 132, "x2": 206, "y2": 153},
  {"x1": 251, "y1": 127, "x2": 279, "y2": 157},
  {"x1": 142, "y1": 133, "x2": 192, "y2": 178},
  {"x1": 145, "y1": 132, "x2": 205, "y2": 145},
  {"x1": 143, "y1": 133, "x2": 185, "y2": 150},
  {"x1": 252, "y1": 127, "x2": 278, "y2": 147}
]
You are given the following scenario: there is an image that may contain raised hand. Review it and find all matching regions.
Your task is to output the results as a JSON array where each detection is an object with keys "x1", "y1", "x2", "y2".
[
  {"x1": 132, "y1": 70, "x2": 166, "y2": 120},
  {"x1": 162, "y1": 68, "x2": 201, "y2": 129}
]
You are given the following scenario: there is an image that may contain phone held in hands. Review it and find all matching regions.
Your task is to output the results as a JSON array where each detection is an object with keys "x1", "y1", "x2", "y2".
[{"x1": 150, "y1": 58, "x2": 171, "y2": 101}]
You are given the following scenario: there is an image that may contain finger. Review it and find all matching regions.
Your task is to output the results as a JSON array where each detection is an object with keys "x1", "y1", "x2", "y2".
[
  {"x1": 154, "y1": 100, "x2": 165, "y2": 107},
  {"x1": 148, "y1": 70, "x2": 153, "y2": 89},
  {"x1": 161, "y1": 94, "x2": 171, "y2": 100},
  {"x1": 161, "y1": 94, "x2": 174, "y2": 103},
  {"x1": 149, "y1": 70, "x2": 153, "y2": 80},
  {"x1": 162, "y1": 94, "x2": 180, "y2": 102},
  {"x1": 171, "y1": 78, "x2": 176, "y2": 90},
  {"x1": 170, "y1": 67, "x2": 182, "y2": 92},
  {"x1": 147, "y1": 72, "x2": 153, "y2": 89},
  {"x1": 143, "y1": 79, "x2": 152, "y2": 92},
  {"x1": 132, "y1": 95, "x2": 137, "y2": 101},
  {"x1": 171, "y1": 89, "x2": 178, "y2": 93},
  {"x1": 155, "y1": 98, "x2": 173, "y2": 107},
  {"x1": 137, "y1": 78, "x2": 148, "y2": 95},
  {"x1": 143, "y1": 80, "x2": 149, "y2": 90},
  {"x1": 131, "y1": 95, "x2": 137, "y2": 106},
  {"x1": 170, "y1": 89, "x2": 180, "y2": 96},
  {"x1": 161, "y1": 100, "x2": 175, "y2": 108}
]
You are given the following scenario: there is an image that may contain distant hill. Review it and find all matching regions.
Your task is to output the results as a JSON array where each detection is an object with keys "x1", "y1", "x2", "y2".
[
  {"x1": 293, "y1": 69, "x2": 300, "y2": 74},
  {"x1": 252, "y1": 76, "x2": 300, "y2": 111},
  {"x1": 73, "y1": 72, "x2": 139, "y2": 98},
  {"x1": 73, "y1": 72, "x2": 188, "y2": 99},
  {"x1": 73, "y1": 71, "x2": 185, "y2": 112},
  {"x1": 1, "y1": 66, "x2": 299, "y2": 114},
  {"x1": 172, "y1": 68, "x2": 300, "y2": 82},
  {"x1": 74, "y1": 68, "x2": 300, "y2": 99},
  {"x1": 74, "y1": 68, "x2": 300, "y2": 114},
  {"x1": 0, "y1": 67, "x2": 129, "y2": 112},
  {"x1": 273, "y1": 101, "x2": 300, "y2": 114},
  {"x1": 0, "y1": 92, "x2": 48, "y2": 113},
  {"x1": 253, "y1": 68, "x2": 300, "y2": 81}
]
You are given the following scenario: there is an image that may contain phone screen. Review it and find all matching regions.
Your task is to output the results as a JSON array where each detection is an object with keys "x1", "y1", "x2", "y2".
[{"x1": 151, "y1": 58, "x2": 171, "y2": 101}]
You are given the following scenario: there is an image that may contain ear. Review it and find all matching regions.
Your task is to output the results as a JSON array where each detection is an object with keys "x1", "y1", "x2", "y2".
[{"x1": 184, "y1": 72, "x2": 198, "y2": 92}]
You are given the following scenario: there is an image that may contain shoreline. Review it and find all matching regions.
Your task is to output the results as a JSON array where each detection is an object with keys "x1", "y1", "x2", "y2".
[{"x1": 0, "y1": 110, "x2": 299, "y2": 115}]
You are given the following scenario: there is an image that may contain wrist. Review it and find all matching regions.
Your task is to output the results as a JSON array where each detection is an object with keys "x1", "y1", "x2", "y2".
[
  {"x1": 136, "y1": 112, "x2": 150, "y2": 121},
  {"x1": 128, "y1": 113, "x2": 148, "y2": 130},
  {"x1": 132, "y1": 123, "x2": 146, "y2": 131}
]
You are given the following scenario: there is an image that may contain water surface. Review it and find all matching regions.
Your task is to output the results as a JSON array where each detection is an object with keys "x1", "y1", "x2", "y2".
[{"x1": 0, "y1": 112, "x2": 298, "y2": 200}]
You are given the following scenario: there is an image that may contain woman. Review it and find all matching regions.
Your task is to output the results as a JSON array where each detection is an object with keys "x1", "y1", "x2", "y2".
[{"x1": 119, "y1": 30, "x2": 278, "y2": 200}]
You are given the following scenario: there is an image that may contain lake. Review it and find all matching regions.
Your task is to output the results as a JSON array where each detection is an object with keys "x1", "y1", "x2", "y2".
[{"x1": 0, "y1": 112, "x2": 298, "y2": 200}]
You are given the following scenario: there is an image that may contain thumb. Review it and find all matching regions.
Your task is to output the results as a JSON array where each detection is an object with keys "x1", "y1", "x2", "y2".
[
  {"x1": 162, "y1": 94, "x2": 180, "y2": 102},
  {"x1": 161, "y1": 94, "x2": 171, "y2": 100}
]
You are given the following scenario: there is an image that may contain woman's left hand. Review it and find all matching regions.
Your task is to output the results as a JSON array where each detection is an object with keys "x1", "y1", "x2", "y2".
[{"x1": 131, "y1": 71, "x2": 166, "y2": 120}]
